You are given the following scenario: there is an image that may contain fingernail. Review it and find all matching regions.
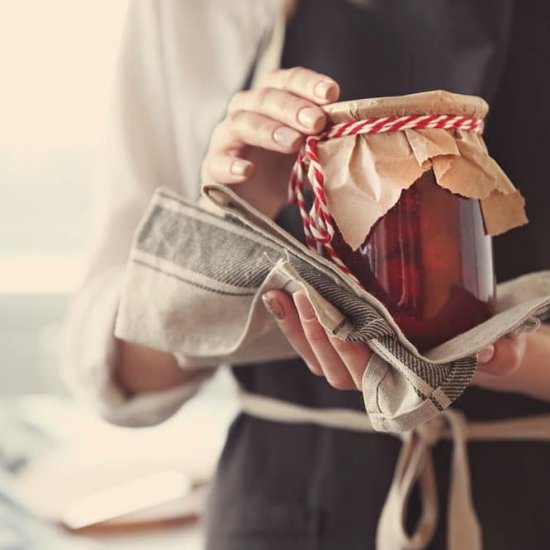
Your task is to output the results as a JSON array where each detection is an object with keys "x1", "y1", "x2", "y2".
[
  {"x1": 293, "y1": 291, "x2": 316, "y2": 321},
  {"x1": 314, "y1": 80, "x2": 337, "y2": 101},
  {"x1": 297, "y1": 107, "x2": 322, "y2": 129},
  {"x1": 477, "y1": 345, "x2": 495, "y2": 365},
  {"x1": 230, "y1": 159, "x2": 252, "y2": 177},
  {"x1": 273, "y1": 126, "x2": 301, "y2": 148},
  {"x1": 262, "y1": 293, "x2": 285, "y2": 320}
]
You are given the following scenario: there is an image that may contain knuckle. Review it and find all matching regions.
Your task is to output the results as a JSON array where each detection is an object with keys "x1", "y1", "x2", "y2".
[
  {"x1": 284, "y1": 66, "x2": 304, "y2": 87},
  {"x1": 227, "y1": 91, "x2": 244, "y2": 113},
  {"x1": 306, "y1": 327, "x2": 327, "y2": 346},
  {"x1": 262, "y1": 87, "x2": 298, "y2": 118},
  {"x1": 227, "y1": 92, "x2": 243, "y2": 114},
  {"x1": 327, "y1": 372, "x2": 352, "y2": 390},
  {"x1": 228, "y1": 112, "x2": 251, "y2": 139},
  {"x1": 257, "y1": 68, "x2": 279, "y2": 88},
  {"x1": 254, "y1": 86, "x2": 272, "y2": 110},
  {"x1": 225, "y1": 107, "x2": 241, "y2": 126},
  {"x1": 257, "y1": 118, "x2": 277, "y2": 142}
]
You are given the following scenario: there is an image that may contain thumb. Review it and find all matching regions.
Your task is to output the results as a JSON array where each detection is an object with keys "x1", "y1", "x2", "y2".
[{"x1": 476, "y1": 334, "x2": 527, "y2": 376}]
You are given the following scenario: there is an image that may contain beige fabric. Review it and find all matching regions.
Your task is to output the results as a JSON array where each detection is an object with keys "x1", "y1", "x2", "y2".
[
  {"x1": 250, "y1": 0, "x2": 296, "y2": 88},
  {"x1": 240, "y1": 390, "x2": 550, "y2": 550},
  {"x1": 115, "y1": 184, "x2": 550, "y2": 432},
  {"x1": 62, "y1": 266, "x2": 209, "y2": 426},
  {"x1": 319, "y1": 91, "x2": 527, "y2": 250},
  {"x1": 62, "y1": 0, "x2": 277, "y2": 426},
  {"x1": 203, "y1": 183, "x2": 547, "y2": 369}
]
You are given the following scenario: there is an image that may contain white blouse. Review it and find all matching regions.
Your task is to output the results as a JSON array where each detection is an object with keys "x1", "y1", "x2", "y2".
[{"x1": 63, "y1": 0, "x2": 282, "y2": 426}]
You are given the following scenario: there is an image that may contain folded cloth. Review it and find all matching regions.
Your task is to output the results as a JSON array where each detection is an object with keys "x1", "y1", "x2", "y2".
[{"x1": 115, "y1": 184, "x2": 550, "y2": 432}]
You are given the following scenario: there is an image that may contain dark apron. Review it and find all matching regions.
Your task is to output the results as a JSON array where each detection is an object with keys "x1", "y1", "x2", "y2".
[{"x1": 206, "y1": 1, "x2": 550, "y2": 548}]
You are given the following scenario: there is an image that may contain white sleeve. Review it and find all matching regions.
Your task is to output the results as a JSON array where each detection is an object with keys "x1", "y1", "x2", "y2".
[{"x1": 62, "y1": 0, "x2": 276, "y2": 427}]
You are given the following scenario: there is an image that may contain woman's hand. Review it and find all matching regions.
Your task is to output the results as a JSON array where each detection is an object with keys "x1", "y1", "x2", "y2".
[
  {"x1": 472, "y1": 324, "x2": 550, "y2": 402},
  {"x1": 201, "y1": 67, "x2": 339, "y2": 218},
  {"x1": 263, "y1": 289, "x2": 550, "y2": 402},
  {"x1": 262, "y1": 289, "x2": 372, "y2": 390}
]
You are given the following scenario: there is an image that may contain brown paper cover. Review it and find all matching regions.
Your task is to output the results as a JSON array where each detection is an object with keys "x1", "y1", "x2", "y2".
[{"x1": 319, "y1": 90, "x2": 527, "y2": 250}]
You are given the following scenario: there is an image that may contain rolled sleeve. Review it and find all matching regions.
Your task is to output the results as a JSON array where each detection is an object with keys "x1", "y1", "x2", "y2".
[
  {"x1": 63, "y1": 266, "x2": 214, "y2": 427},
  {"x1": 62, "y1": 0, "x2": 273, "y2": 425}
]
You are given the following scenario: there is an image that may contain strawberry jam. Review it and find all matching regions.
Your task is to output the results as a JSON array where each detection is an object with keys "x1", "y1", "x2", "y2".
[{"x1": 332, "y1": 171, "x2": 495, "y2": 351}]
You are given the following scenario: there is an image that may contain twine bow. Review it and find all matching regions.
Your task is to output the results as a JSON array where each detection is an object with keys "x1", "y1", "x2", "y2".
[{"x1": 288, "y1": 114, "x2": 485, "y2": 285}]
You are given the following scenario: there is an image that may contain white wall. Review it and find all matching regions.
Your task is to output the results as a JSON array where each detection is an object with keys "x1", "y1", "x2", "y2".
[{"x1": 0, "y1": 1, "x2": 129, "y2": 395}]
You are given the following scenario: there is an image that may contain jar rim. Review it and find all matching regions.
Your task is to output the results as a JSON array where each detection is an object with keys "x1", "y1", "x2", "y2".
[{"x1": 324, "y1": 90, "x2": 488, "y2": 124}]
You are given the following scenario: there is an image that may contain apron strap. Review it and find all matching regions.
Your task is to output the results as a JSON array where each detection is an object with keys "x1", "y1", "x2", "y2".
[
  {"x1": 376, "y1": 409, "x2": 481, "y2": 550},
  {"x1": 239, "y1": 391, "x2": 550, "y2": 550}
]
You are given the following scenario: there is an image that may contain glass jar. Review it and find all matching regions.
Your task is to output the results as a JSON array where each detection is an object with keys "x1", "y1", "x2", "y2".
[{"x1": 331, "y1": 170, "x2": 496, "y2": 351}]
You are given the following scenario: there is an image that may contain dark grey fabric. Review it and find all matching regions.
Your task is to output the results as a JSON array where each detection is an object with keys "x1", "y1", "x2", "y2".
[
  {"x1": 140, "y1": 201, "x2": 278, "y2": 290},
  {"x1": 205, "y1": 1, "x2": 550, "y2": 549}
]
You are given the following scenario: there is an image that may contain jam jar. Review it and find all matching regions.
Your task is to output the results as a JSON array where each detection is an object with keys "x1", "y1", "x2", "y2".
[{"x1": 331, "y1": 170, "x2": 496, "y2": 351}]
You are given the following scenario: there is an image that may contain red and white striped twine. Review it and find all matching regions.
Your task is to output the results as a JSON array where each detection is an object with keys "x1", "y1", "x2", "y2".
[{"x1": 288, "y1": 113, "x2": 485, "y2": 286}]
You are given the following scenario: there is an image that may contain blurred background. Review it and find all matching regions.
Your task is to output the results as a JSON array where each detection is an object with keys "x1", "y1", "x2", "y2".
[
  {"x1": 0, "y1": 2, "x2": 236, "y2": 548},
  {"x1": 0, "y1": 0, "x2": 127, "y2": 392}
]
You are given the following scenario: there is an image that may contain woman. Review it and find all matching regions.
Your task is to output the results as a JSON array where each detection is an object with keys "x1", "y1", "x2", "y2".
[{"x1": 66, "y1": 0, "x2": 550, "y2": 548}]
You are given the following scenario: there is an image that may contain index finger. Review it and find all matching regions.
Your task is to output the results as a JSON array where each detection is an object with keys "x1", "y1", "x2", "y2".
[{"x1": 258, "y1": 67, "x2": 340, "y2": 104}]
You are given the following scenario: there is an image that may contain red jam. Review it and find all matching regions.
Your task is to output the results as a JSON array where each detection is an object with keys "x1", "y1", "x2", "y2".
[{"x1": 331, "y1": 171, "x2": 495, "y2": 351}]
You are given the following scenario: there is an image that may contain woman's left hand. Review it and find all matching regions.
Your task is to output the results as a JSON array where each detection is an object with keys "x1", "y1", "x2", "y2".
[{"x1": 263, "y1": 289, "x2": 550, "y2": 401}]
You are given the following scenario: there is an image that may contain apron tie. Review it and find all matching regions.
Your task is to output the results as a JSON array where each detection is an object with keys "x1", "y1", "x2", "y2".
[
  {"x1": 239, "y1": 390, "x2": 550, "y2": 549},
  {"x1": 376, "y1": 409, "x2": 482, "y2": 550}
]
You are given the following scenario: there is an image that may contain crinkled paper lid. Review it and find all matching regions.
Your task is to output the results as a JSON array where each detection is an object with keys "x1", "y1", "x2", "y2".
[{"x1": 320, "y1": 90, "x2": 528, "y2": 250}]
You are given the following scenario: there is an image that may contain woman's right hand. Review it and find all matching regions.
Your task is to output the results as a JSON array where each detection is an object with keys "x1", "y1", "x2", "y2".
[{"x1": 201, "y1": 67, "x2": 340, "y2": 218}]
